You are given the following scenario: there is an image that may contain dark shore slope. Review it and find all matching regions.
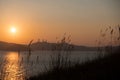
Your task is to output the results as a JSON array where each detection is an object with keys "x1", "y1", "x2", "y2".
[{"x1": 28, "y1": 48, "x2": 120, "y2": 80}]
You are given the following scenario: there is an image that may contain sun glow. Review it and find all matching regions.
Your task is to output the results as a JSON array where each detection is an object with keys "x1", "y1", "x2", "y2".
[{"x1": 10, "y1": 27, "x2": 17, "y2": 33}]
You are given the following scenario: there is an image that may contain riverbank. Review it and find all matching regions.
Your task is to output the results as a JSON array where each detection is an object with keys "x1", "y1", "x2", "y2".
[{"x1": 28, "y1": 49, "x2": 120, "y2": 80}]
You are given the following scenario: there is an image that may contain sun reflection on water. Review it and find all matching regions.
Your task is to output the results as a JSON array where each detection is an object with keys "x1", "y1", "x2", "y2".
[{"x1": 1, "y1": 52, "x2": 25, "y2": 80}]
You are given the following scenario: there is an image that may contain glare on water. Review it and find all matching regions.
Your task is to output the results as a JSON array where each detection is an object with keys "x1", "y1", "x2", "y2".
[
  {"x1": 1, "y1": 52, "x2": 24, "y2": 80},
  {"x1": 0, "y1": 51, "x2": 99, "y2": 80}
]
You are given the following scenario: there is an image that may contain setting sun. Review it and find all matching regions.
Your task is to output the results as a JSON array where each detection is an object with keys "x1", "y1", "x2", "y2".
[{"x1": 10, "y1": 27, "x2": 16, "y2": 33}]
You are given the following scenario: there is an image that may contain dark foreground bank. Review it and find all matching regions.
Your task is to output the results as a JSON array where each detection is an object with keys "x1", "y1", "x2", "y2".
[{"x1": 27, "y1": 47, "x2": 120, "y2": 80}]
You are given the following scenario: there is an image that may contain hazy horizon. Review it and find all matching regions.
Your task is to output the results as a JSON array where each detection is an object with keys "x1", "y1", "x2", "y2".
[{"x1": 0, "y1": 0, "x2": 120, "y2": 46}]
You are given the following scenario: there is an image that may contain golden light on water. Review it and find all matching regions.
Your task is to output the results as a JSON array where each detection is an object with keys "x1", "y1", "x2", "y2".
[
  {"x1": 7, "y1": 52, "x2": 18, "y2": 61},
  {"x1": 1, "y1": 52, "x2": 24, "y2": 80}
]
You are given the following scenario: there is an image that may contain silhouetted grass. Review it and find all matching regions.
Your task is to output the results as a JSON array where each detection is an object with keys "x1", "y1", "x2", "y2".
[
  {"x1": 0, "y1": 26, "x2": 120, "y2": 80},
  {"x1": 28, "y1": 48, "x2": 120, "y2": 80},
  {"x1": 28, "y1": 25, "x2": 120, "y2": 80}
]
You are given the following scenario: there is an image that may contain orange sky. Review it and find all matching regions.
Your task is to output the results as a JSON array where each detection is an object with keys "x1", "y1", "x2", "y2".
[{"x1": 0, "y1": 0, "x2": 120, "y2": 46}]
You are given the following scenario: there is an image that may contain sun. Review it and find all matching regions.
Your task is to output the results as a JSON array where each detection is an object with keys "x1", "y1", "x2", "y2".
[{"x1": 10, "y1": 27, "x2": 16, "y2": 33}]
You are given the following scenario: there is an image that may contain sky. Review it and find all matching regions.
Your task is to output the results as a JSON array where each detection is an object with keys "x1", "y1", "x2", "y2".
[{"x1": 0, "y1": 0, "x2": 120, "y2": 46}]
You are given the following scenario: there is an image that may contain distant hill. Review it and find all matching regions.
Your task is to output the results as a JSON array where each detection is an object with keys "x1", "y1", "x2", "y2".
[
  {"x1": 31, "y1": 42, "x2": 97, "y2": 51},
  {"x1": 0, "y1": 41, "x2": 27, "y2": 51},
  {"x1": 0, "y1": 41, "x2": 97, "y2": 51}
]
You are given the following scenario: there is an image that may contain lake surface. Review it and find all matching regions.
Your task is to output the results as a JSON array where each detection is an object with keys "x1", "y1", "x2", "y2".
[{"x1": 0, "y1": 51, "x2": 101, "y2": 80}]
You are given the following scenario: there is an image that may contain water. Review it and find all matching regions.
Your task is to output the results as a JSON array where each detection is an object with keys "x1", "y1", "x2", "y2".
[{"x1": 0, "y1": 51, "x2": 99, "y2": 80}]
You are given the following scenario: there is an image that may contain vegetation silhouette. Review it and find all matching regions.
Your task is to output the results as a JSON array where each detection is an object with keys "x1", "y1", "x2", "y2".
[
  {"x1": 28, "y1": 25, "x2": 120, "y2": 80},
  {"x1": 0, "y1": 25, "x2": 119, "y2": 80}
]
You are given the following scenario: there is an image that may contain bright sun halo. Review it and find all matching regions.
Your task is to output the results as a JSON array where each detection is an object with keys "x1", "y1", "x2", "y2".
[{"x1": 10, "y1": 27, "x2": 16, "y2": 33}]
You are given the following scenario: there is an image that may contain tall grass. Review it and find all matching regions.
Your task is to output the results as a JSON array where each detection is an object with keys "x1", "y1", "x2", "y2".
[
  {"x1": 0, "y1": 25, "x2": 120, "y2": 80},
  {"x1": 49, "y1": 35, "x2": 74, "y2": 71},
  {"x1": 97, "y1": 25, "x2": 120, "y2": 57},
  {"x1": 28, "y1": 25, "x2": 120, "y2": 80}
]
